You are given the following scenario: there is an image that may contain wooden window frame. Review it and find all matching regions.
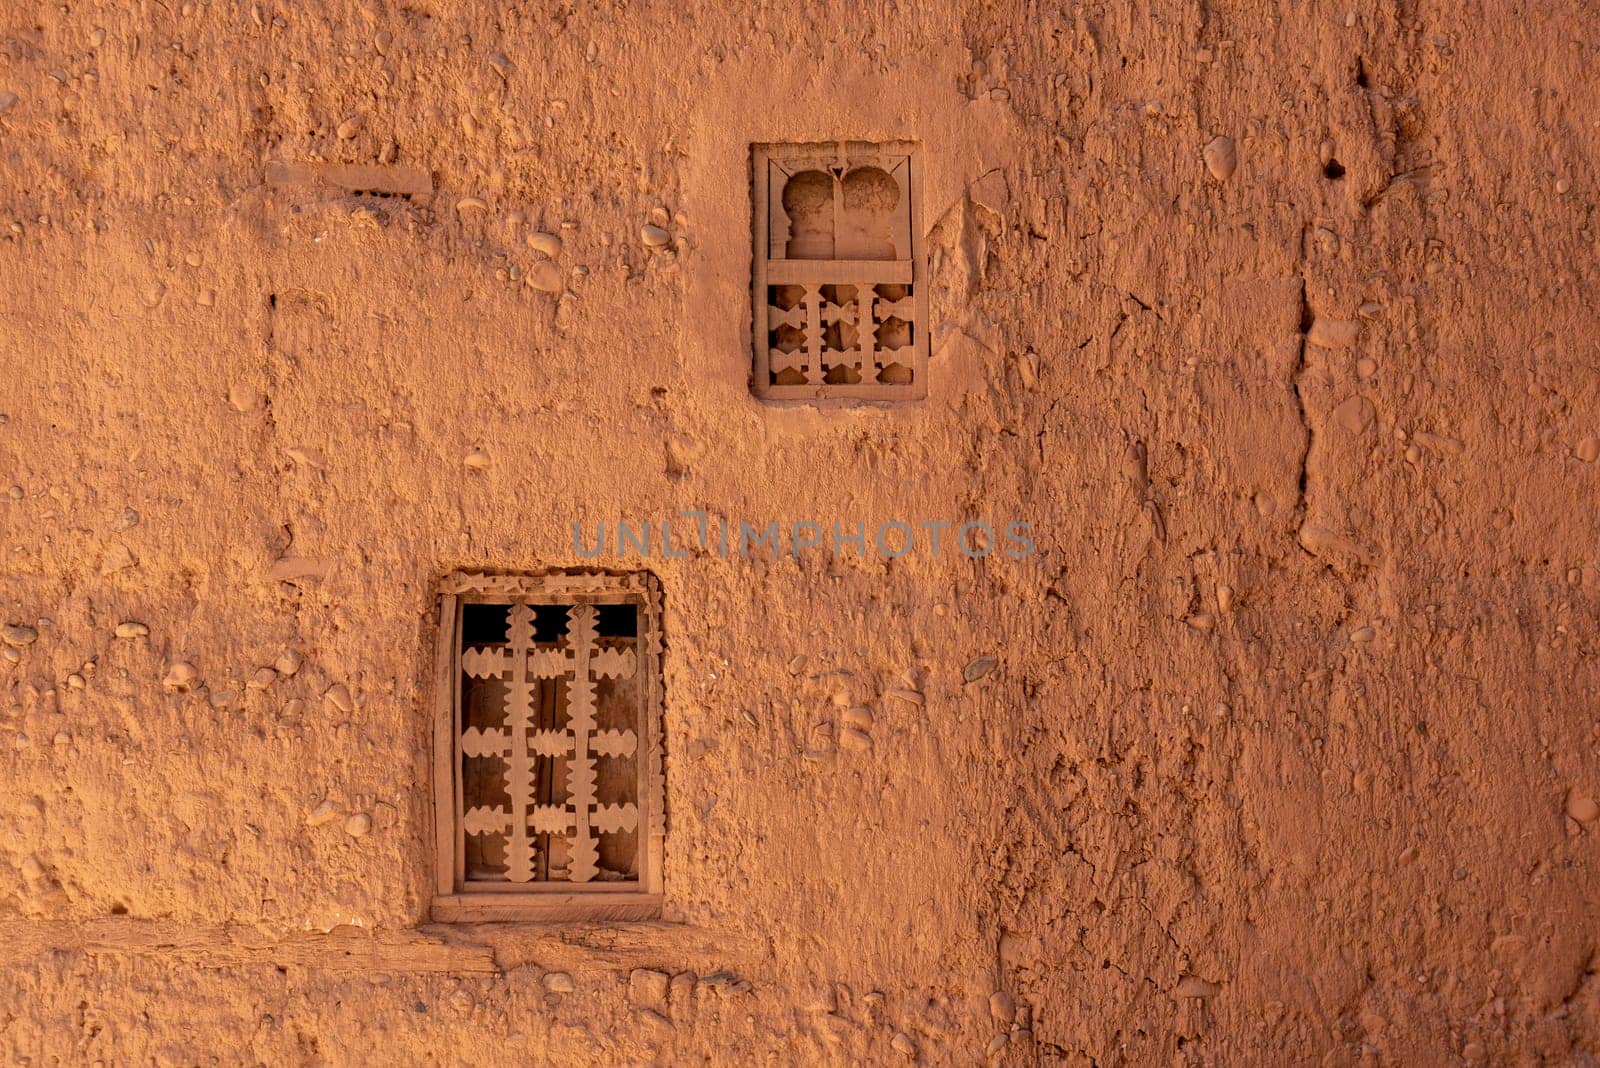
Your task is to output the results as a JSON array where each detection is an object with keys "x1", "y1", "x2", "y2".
[
  {"x1": 430, "y1": 571, "x2": 665, "y2": 923},
  {"x1": 752, "y1": 139, "x2": 929, "y2": 402}
]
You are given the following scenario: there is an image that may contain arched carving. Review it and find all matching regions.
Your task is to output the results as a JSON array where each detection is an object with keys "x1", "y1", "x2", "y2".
[{"x1": 781, "y1": 170, "x2": 836, "y2": 259}]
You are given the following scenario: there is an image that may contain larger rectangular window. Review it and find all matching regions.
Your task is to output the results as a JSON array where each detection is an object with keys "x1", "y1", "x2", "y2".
[
  {"x1": 752, "y1": 140, "x2": 928, "y2": 401},
  {"x1": 431, "y1": 571, "x2": 664, "y2": 922}
]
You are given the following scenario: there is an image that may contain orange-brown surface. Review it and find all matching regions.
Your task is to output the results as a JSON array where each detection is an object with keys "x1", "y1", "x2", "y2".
[{"x1": 2, "y1": 1, "x2": 1599, "y2": 1063}]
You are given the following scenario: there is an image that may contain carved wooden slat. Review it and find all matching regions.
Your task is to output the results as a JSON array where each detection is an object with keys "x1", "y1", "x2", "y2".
[
  {"x1": 461, "y1": 646, "x2": 511, "y2": 679},
  {"x1": 590, "y1": 646, "x2": 636, "y2": 680},
  {"x1": 590, "y1": 728, "x2": 637, "y2": 758},
  {"x1": 528, "y1": 729, "x2": 572, "y2": 757},
  {"x1": 856, "y1": 289, "x2": 876, "y2": 370},
  {"x1": 877, "y1": 296, "x2": 915, "y2": 321},
  {"x1": 764, "y1": 258, "x2": 913, "y2": 285},
  {"x1": 768, "y1": 304, "x2": 804, "y2": 329},
  {"x1": 769, "y1": 348, "x2": 809, "y2": 374},
  {"x1": 463, "y1": 806, "x2": 511, "y2": 836},
  {"x1": 593, "y1": 803, "x2": 639, "y2": 834},
  {"x1": 502, "y1": 604, "x2": 538, "y2": 883},
  {"x1": 530, "y1": 805, "x2": 572, "y2": 835},
  {"x1": 564, "y1": 605, "x2": 600, "y2": 884},
  {"x1": 802, "y1": 284, "x2": 823, "y2": 385},
  {"x1": 460, "y1": 726, "x2": 510, "y2": 759},
  {"x1": 527, "y1": 647, "x2": 571, "y2": 678}
]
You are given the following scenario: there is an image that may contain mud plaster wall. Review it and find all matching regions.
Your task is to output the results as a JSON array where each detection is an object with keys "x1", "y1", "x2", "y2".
[{"x1": 1, "y1": 0, "x2": 1599, "y2": 1063}]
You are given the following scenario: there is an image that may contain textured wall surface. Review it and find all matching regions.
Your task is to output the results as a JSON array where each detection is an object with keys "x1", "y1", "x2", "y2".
[{"x1": 2, "y1": 0, "x2": 1598, "y2": 1063}]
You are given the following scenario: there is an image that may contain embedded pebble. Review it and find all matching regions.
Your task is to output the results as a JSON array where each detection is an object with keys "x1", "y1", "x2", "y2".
[
  {"x1": 66, "y1": 674, "x2": 84, "y2": 690},
  {"x1": 336, "y1": 114, "x2": 364, "y2": 139},
  {"x1": 456, "y1": 196, "x2": 489, "y2": 215},
  {"x1": 1202, "y1": 135, "x2": 1237, "y2": 181},
  {"x1": 247, "y1": 667, "x2": 277, "y2": 690},
  {"x1": 1568, "y1": 795, "x2": 1599, "y2": 823},
  {"x1": 1334, "y1": 395, "x2": 1376, "y2": 433},
  {"x1": 525, "y1": 261, "x2": 563, "y2": 294},
  {"x1": 1186, "y1": 612, "x2": 1215, "y2": 631},
  {"x1": 1016, "y1": 349, "x2": 1039, "y2": 389},
  {"x1": 1350, "y1": 625, "x2": 1376, "y2": 643},
  {"x1": 542, "y1": 972, "x2": 575, "y2": 994},
  {"x1": 641, "y1": 224, "x2": 671, "y2": 247},
  {"x1": 839, "y1": 727, "x2": 872, "y2": 751},
  {"x1": 114, "y1": 622, "x2": 149, "y2": 639},
  {"x1": 885, "y1": 688, "x2": 925, "y2": 705},
  {"x1": 274, "y1": 648, "x2": 303, "y2": 676},
  {"x1": 228, "y1": 383, "x2": 261, "y2": 412},
  {"x1": 1307, "y1": 319, "x2": 1360, "y2": 348},
  {"x1": 987, "y1": 1033, "x2": 1008, "y2": 1056},
  {"x1": 786, "y1": 654, "x2": 808, "y2": 676},
  {"x1": 629, "y1": 968, "x2": 670, "y2": 1006},
  {"x1": 344, "y1": 812, "x2": 372, "y2": 837},
  {"x1": 843, "y1": 707, "x2": 873, "y2": 730},
  {"x1": 891, "y1": 1032, "x2": 917, "y2": 1058},
  {"x1": 0, "y1": 92, "x2": 17, "y2": 112},
  {"x1": 2, "y1": 624, "x2": 38, "y2": 647},
  {"x1": 112, "y1": 508, "x2": 140, "y2": 532},
  {"x1": 209, "y1": 689, "x2": 238, "y2": 710},
  {"x1": 1576, "y1": 437, "x2": 1599, "y2": 463},
  {"x1": 527, "y1": 231, "x2": 562, "y2": 257},
  {"x1": 989, "y1": 990, "x2": 1016, "y2": 1022},
  {"x1": 324, "y1": 683, "x2": 354, "y2": 712},
  {"x1": 464, "y1": 449, "x2": 492, "y2": 469},
  {"x1": 1414, "y1": 431, "x2": 1463, "y2": 455},
  {"x1": 306, "y1": 799, "x2": 341, "y2": 826},
  {"x1": 963, "y1": 656, "x2": 998, "y2": 682},
  {"x1": 488, "y1": 52, "x2": 511, "y2": 76},
  {"x1": 162, "y1": 661, "x2": 199, "y2": 691}
]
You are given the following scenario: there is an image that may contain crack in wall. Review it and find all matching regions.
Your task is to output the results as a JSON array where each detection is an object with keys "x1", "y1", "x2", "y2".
[{"x1": 1289, "y1": 263, "x2": 1317, "y2": 564}]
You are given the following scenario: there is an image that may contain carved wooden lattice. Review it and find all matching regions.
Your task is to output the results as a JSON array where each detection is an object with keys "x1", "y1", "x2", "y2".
[
  {"x1": 752, "y1": 141, "x2": 928, "y2": 402},
  {"x1": 432, "y1": 572, "x2": 664, "y2": 922}
]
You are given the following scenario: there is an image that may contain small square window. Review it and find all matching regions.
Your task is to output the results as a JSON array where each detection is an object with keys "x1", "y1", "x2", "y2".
[
  {"x1": 752, "y1": 140, "x2": 928, "y2": 401},
  {"x1": 430, "y1": 571, "x2": 664, "y2": 922}
]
